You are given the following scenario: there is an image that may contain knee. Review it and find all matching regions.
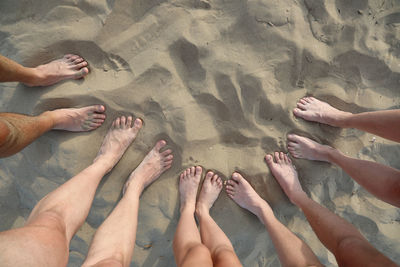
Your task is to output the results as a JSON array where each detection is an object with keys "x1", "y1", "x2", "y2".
[
  {"x1": 180, "y1": 244, "x2": 212, "y2": 267},
  {"x1": 211, "y1": 245, "x2": 238, "y2": 264},
  {"x1": 187, "y1": 244, "x2": 211, "y2": 258},
  {"x1": 0, "y1": 119, "x2": 11, "y2": 147}
]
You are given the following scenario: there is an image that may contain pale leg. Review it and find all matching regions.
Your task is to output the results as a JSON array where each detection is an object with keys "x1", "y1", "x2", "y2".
[
  {"x1": 173, "y1": 166, "x2": 213, "y2": 267},
  {"x1": 0, "y1": 116, "x2": 142, "y2": 267},
  {"x1": 83, "y1": 140, "x2": 173, "y2": 267},
  {"x1": 196, "y1": 171, "x2": 242, "y2": 267}
]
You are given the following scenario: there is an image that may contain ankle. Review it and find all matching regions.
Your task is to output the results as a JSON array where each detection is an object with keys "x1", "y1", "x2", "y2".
[
  {"x1": 290, "y1": 191, "x2": 308, "y2": 206},
  {"x1": 331, "y1": 111, "x2": 353, "y2": 128},
  {"x1": 23, "y1": 66, "x2": 44, "y2": 86},
  {"x1": 253, "y1": 201, "x2": 272, "y2": 219},
  {"x1": 195, "y1": 203, "x2": 210, "y2": 217},
  {"x1": 180, "y1": 202, "x2": 196, "y2": 214}
]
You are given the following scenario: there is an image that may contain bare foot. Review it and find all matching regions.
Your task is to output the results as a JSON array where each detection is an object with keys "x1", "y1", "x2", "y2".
[
  {"x1": 27, "y1": 54, "x2": 89, "y2": 86},
  {"x1": 123, "y1": 140, "x2": 173, "y2": 195},
  {"x1": 225, "y1": 172, "x2": 269, "y2": 218},
  {"x1": 94, "y1": 116, "x2": 143, "y2": 172},
  {"x1": 287, "y1": 134, "x2": 335, "y2": 162},
  {"x1": 265, "y1": 152, "x2": 306, "y2": 204},
  {"x1": 195, "y1": 171, "x2": 223, "y2": 216},
  {"x1": 178, "y1": 166, "x2": 202, "y2": 213},
  {"x1": 293, "y1": 96, "x2": 351, "y2": 127},
  {"x1": 45, "y1": 105, "x2": 106, "y2": 132}
]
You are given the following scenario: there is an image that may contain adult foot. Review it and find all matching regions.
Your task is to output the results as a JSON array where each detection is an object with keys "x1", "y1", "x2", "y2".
[
  {"x1": 293, "y1": 96, "x2": 351, "y2": 127},
  {"x1": 94, "y1": 116, "x2": 143, "y2": 172},
  {"x1": 287, "y1": 134, "x2": 335, "y2": 162},
  {"x1": 27, "y1": 54, "x2": 89, "y2": 86},
  {"x1": 225, "y1": 173, "x2": 269, "y2": 218},
  {"x1": 178, "y1": 166, "x2": 202, "y2": 213},
  {"x1": 46, "y1": 105, "x2": 106, "y2": 131},
  {"x1": 196, "y1": 171, "x2": 223, "y2": 216},
  {"x1": 123, "y1": 140, "x2": 173, "y2": 195},
  {"x1": 265, "y1": 152, "x2": 306, "y2": 204}
]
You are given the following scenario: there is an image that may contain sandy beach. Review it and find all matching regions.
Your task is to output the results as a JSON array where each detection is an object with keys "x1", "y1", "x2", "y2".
[{"x1": 0, "y1": 0, "x2": 400, "y2": 266}]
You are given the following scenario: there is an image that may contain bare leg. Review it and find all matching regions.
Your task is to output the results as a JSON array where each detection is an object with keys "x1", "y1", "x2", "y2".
[
  {"x1": 226, "y1": 170, "x2": 321, "y2": 267},
  {"x1": 173, "y1": 166, "x2": 213, "y2": 267},
  {"x1": 293, "y1": 96, "x2": 400, "y2": 142},
  {"x1": 287, "y1": 134, "x2": 400, "y2": 207},
  {"x1": 265, "y1": 152, "x2": 398, "y2": 267},
  {"x1": 0, "y1": 54, "x2": 89, "y2": 86},
  {"x1": 196, "y1": 171, "x2": 242, "y2": 267},
  {"x1": 0, "y1": 105, "x2": 106, "y2": 158},
  {"x1": 0, "y1": 116, "x2": 142, "y2": 267},
  {"x1": 82, "y1": 140, "x2": 173, "y2": 267}
]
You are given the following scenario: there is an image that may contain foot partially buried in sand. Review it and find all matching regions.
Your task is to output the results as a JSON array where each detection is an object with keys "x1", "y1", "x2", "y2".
[
  {"x1": 287, "y1": 134, "x2": 335, "y2": 162},
  {"x1": 94, "y1": 116, "x2": 143, "y2": 172},
  {"x1": 179, "y1": 166, "x2": 202, "y2": 212},
  {"x1": 265, "y1": 152, "x2": 306, "y2": 204},
  {"x1": 46, "y1": 105, "x2": 107, "y2": 132},
  {"x1": 196, "y1": 171, "x2": 223, "y2": 216},
  {"x1": 293, "y1": 96, "x2": 351, "y2": 127},
  {"x1": 123, "y1": 140, "x2": 173, "y2": 195},
  {"x1": 27, "y1": 54, "x2": 89, "y2": 86},
  {"x1": 226, "y1": 172, "x2": 269, "y2": 218}
]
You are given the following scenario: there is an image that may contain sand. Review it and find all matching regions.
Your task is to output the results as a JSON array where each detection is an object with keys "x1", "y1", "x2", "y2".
[{"x1": 0, "y1": 0, "x2": 400, "y2": 266}]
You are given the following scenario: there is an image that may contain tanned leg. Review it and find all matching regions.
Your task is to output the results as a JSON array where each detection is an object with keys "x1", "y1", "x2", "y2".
[
  {"x1": 173, "y1": 166, "x2": 213, "y2": 267},
  {"x1": 287, "y1": 134, "x2": 400, "y2": 207},
  {"x1": 0, "y1": 105, "x2": 106, "y2": 158},
  {"x1": 0, "y1": 54, "x2": 89, "y2": 86},
  {"x1": 226, "y1": 170, "x2": 322, "y2": 267},
  {"x1": 293, "y1": 96, "x2": 400, "y2": 142},
  {"x1": 265, "y1": 152, "x2": 398, "y2": 267},
  {"x1": 82, "y1": 140, "x2": 173, "y2": 267},
  {"x1": 0, "y1": 116, "x2": 142, "y2": 267}
]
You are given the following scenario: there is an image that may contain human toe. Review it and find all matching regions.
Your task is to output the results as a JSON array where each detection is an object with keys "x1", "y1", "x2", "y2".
[{"x1": 155, "y1": 140, "x2": 167, "y2": 152}]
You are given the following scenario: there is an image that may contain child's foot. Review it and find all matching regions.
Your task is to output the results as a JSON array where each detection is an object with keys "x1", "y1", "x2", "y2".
[
  {"x1": 226, "y1": 172, "x2": 269, "y2": 218},
  {"x1": 195, "y1": 171, "x2": 223, "y2": 216},
  {"x1": 178, "y1": 166, "x2": 202, "y2": 213}
]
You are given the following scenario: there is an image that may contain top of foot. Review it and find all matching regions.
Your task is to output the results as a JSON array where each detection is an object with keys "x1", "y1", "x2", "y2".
[
  {"x1": 287, "y1": 134, "x2": 334, "y2": 162},
  {"x1": 178, "y1": 166, "x2": 202, "y2": 213},
  {"x1": 123, "y1": 140, "x2": 173, "y2": 195},
  {"x1": 265, "y1": 152, "x2": 306, "y2": 204},
  {"x1": 225, "y1": 172, "x2": 268, "y2": 217},
  {"x1": 27, "y1": 54, "x2": 89, "y2": 86},
  {"x1": 293, "y1": 96, "x2": 350, "y2": 127},
  {"x1": 49, "y1": 105, "x2": 106, "y2": 132},
  {"x1": 196, "y1": 171, "x2": 223, "y2": 215},
  {"x1": 94, "y1": 115, "x2": 143, "y2": 172}
]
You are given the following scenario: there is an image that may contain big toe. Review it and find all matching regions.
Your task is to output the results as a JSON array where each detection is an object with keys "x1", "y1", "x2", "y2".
[
  {"x1": 74, "y1": 67, "x2": 89, "y2": 79},
  {"x1": 265, "y1": 154, "x2": 274, "y2": 167},
  {"x1": 293, "y1": 108, "x2": 306, "y2": 118},
  {"x1": 155, "y1": 140, "x2": 167, "y2": 152}
]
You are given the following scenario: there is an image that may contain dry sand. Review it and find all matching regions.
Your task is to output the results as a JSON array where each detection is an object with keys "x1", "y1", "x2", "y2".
[{"x1": 0, "y1": 0, "x2": 400, "y2": 266}]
